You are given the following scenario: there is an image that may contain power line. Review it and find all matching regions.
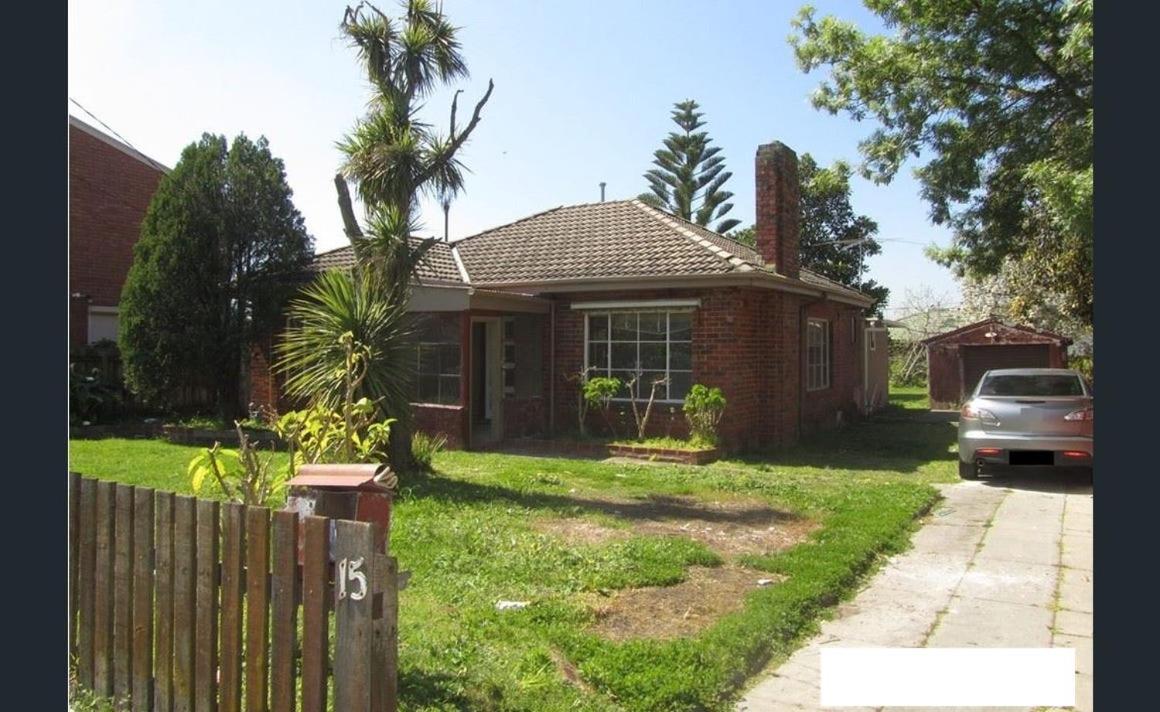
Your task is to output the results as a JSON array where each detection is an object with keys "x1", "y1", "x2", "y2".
[{"x1": 68, "y1": 97, "x2": 169, "y2": 172}]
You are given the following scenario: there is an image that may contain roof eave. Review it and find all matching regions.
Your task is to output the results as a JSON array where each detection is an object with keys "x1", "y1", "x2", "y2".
[{"x1": 472, "y1": 271, "x2": 874, "y2": 306}]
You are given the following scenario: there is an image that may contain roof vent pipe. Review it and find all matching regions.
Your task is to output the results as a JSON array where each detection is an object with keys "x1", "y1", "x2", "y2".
[{"x1": 599, "y1": 182, "x2": 606, "y2": 202}]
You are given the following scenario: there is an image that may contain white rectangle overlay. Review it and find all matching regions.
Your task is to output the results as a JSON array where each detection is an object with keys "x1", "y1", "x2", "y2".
[{"x1": 820, "y1": 648, "x2": 1076, "y2": 707}]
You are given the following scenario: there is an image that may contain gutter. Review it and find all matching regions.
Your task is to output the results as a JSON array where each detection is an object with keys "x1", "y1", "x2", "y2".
[{"x1": 471, "y1": 271, "x2": 873, "y2": 307}]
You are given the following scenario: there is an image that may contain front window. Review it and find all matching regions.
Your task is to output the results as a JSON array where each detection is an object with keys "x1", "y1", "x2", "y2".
[
  {"x1": 411, "y1": 317, "x2": 461, "y2": 405},
  {"x1": 806, "y1": 318, "x2": 830, "y2": 391},
  {"x1": 585, "y1": 310, "x2": 692, "y2": 401}
]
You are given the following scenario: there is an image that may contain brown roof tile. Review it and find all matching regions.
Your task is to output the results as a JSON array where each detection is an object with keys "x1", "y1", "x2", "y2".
[
  {"x1": 312, "y1": 238, "x2": 464, "y2": 285},
  {"x1": 308, "y1": 200, "x2": 872, "y2": 305},
  {"x1": 455, "y1": 199, "x2": 765, "y2": 284}
]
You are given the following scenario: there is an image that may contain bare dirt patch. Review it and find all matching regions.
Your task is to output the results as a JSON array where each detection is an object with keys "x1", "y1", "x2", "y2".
[
  {"x1": 586, "y1": 565, "x2": 785, "y2": 641},
  {"x1": 533, "y1": 494, "x2": 818, "y2": 558}
]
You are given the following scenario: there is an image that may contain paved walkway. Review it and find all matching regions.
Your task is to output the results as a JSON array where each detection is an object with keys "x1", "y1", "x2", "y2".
[{"x1": 738, "y1": 473, "x2": 1093, "y2": 712}]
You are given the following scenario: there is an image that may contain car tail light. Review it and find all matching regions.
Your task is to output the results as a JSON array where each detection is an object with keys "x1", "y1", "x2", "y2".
[
  {"x1": 961, "y1": 402, "x2": 998, "y2": 423},
  {"x1": 976, "y1": 448, "x2": 1001, "y2": 456},
  {"x1": 1064, "y1": 407, "x2": 1094, "y2": 422},
  {"x1": 1063, "y1": 451, "x2": 1090, "y2": 458}
]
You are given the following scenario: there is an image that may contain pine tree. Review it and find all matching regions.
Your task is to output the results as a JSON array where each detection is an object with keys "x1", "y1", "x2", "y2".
[{"x1": 639, "y1": 100, "x2": 740, "y2": 234}]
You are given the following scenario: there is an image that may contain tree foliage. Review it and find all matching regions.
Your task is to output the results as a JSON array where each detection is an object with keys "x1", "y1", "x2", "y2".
[
  {"x1": 790, "y1": 0, "x2": 1093, "y2": 325},
  {"x1": 958, "y1": 261, "x2": 1092, "y2": 355},
  {"x1": 120, "y1": 133, "x2": 312, "y2": 414},
  {"x1": 733, "y1": 153, "x2": 889, "y2": 314},
  {"x1": 278, "y1": 1, "x2": 492, "y2": 470},
  {"x1": 639, "y1": 100, "x2": 740, "y2": 233}
]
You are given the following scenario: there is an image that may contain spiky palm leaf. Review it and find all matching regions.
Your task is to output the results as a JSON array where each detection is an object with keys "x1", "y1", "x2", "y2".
[{"x1": 275, "y1": 268, "x2": 415, "y2": 424}]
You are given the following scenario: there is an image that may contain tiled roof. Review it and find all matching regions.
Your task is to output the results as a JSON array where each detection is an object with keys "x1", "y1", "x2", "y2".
[
  {"x1": 308, "y1": 200, "x2": 872, "y2": 305},
  {"x1": 312, "y1": 238, "x2": 464, "y2": 285},
  {"x1": 455, "y1": 200, "x2": 764, "y2": 284}
]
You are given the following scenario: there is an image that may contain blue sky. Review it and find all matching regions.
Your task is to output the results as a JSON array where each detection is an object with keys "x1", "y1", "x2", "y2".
[{"x1": 68, "y1": 0, "x2": 961, "y2": 314}]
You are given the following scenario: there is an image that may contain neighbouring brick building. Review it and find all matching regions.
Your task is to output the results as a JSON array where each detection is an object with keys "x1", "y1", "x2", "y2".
[
  {"x1": 252, "y1": 141, "x2": 880, "y2": 452},
  {"x1": 922, "y1": 319, "x2": 1071, "y2": 410},
  {"x1": 69, "y1": 115, "x2": 168, "y2": 348}
]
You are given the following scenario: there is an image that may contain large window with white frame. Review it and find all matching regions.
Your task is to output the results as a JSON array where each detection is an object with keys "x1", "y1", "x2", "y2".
[
  {"x1": 806, "y1": 318, "x2": 831, "y2": 391},
  {"x1": 585, "y1": 310, "x2": 692, "y2": 402}
]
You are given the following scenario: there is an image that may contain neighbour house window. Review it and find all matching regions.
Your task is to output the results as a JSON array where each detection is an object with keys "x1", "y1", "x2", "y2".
[
  {"x1": 806, "y1": 318, "x2": 831, "y2": 391},
  {"x1": 585, "y1": 310, "x2": 693, "y2": 402},
  {"x1": 870, "y1": 330, "x2": 877, "y2": 350},
  {"x1": 88, "y1": 306, "x2": 119, "y2": 345},
  {"x1": 411, "y1": 317, "x2": 461, "y2": 405}
]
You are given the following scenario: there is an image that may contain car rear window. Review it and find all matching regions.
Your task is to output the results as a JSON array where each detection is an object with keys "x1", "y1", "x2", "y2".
[{"x1": 978, "y1": 374, "x2": 1085, "y2": 397}]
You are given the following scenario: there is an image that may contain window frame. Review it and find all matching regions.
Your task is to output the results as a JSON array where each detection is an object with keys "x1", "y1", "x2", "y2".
[
  {"x1": 806, "y1": 318, "x2": 831, "y2": 392},
  {"x1": 583, "y1": 309, "x2": 693, "y2": 403},
  {"x1": 410, "y1": 318, "x2": 462, "y2": 406}
]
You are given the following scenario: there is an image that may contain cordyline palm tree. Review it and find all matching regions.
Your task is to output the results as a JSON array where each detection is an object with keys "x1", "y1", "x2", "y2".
[{"x1": 277, "y1": 1, "x2": 492, "y2": 470}]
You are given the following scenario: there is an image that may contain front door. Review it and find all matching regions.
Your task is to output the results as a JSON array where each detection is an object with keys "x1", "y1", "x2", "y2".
[{"x1": 470, "y1": 318, "x2": 503, "y2": 443}]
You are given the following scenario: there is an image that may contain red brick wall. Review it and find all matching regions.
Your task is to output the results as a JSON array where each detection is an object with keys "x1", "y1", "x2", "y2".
[
  {"x1": 69, "y1": 122, "x2": 165, "y2": 347},
  {"x1": 550, "y1": 287, "x2": 865, "y2": 451},
  {"x1": 801, "y1": 300, "x2": 866, "y2": 434},
  {"x1": 414, "y1": 404, "x2": 467, "y2": 449}
]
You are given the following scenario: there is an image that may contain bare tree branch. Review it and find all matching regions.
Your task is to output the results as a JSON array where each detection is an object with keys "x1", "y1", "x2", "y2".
[
  {"x1": 335, "y1": 173, "x2": 364, "y2": 240},
  {"x1": 417, "y1": 79, "x2": 494, "y2": 186}
]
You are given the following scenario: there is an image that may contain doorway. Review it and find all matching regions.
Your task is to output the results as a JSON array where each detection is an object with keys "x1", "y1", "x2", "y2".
[{"x1": 470, "y1": 318, "x2": 503, "y2": 444}]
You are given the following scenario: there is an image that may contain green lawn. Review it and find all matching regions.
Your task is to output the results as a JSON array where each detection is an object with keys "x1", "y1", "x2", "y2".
[
  {"x1": 889, "y1": 384, "x2": 930, "y2": 410},
  {"x1": 69, "y1": 406, "x2": 956, "y2": 711}
]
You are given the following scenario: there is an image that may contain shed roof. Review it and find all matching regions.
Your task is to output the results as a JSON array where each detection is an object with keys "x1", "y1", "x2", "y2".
[{"x1": 920, "y1": 318, "x2": 1071, "y2": 347}]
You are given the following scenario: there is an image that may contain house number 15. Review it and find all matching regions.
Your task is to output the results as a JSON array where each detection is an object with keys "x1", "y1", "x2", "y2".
[{"x1": 337, "y1": 556, "x2": 368, "y2": 601}]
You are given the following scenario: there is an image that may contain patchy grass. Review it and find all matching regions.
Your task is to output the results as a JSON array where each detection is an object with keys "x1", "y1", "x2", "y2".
[
  {"x1": 609, "y1": 436, "x2": 715, "y2": 452},
  {"x1": 69, "y1": 408, "x2": 953, "y2": 711},
  {"x1": 889, "y1": 384, "x2": 929, "y2": 410}
]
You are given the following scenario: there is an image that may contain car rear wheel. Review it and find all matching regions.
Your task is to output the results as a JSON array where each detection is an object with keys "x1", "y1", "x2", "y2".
[{"x1": 959, "y1": 460, "x2": 979, "y2": 480}]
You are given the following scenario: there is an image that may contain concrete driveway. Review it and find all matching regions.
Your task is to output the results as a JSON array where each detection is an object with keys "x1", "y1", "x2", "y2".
[{"x1": 738, "y1": 470, "x2": 1093, "y2": 712}]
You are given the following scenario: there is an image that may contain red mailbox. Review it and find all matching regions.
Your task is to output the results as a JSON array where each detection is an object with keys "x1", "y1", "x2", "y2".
[{"x1": 284, "y1": 463, "x2": 396, "y2": 558}]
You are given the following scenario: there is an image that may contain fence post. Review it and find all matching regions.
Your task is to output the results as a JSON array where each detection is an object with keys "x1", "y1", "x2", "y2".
[
  {"x1": 69, "y1": 472, "x2": 81, "y2": 661},
  {"x1": 372, "y1": 553, "x2": 399, "y2": 712},
  {"x1": 195, "y1": 499, "x2": 220, "y2": 711},
  {"x1": 332, "y1": 520, "x2": 375, "y2": 712},
  {"x1": 113, "y1": 485, "x2": 136, "y2": 700},
  {"x1": 300, "y1": 516, "x2": 330, "y2": 712},
  {"x1": 219, "y1": 503, "x2": 246, "y2": 712},
  {"x1": 93, "y1": 480, "x2": 116, "y2": 697},
  {"x1": 270, "y1": 511, "x2": 299, "y2": 712},
  {"x1": 132, "y1": 487, "x2": 155, "y2": 712},
  {"x1": 76, "y1": 477, "x2": 98, "y2": 688}
]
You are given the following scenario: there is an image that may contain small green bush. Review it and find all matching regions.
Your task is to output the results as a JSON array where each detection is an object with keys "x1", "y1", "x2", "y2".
[
  {"x1": 411, "y1": 431, "x2": 447, "y2": 471},
  {"x1": 682, "y1": 384, "x2": 726, "y2": 445}
]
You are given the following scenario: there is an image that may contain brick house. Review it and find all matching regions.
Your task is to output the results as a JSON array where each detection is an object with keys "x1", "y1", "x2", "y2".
[
  {"x1": 251, "y1": 141, "x2": 878, "y2": 451},
  {"x1": 69, "y1": 115, "x2": 168, "y2": 348}
]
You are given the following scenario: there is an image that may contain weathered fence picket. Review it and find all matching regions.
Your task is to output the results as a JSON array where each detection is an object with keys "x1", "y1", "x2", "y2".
[{"x1": 69, "y1": 475, "x2": 400, "y2": 712}]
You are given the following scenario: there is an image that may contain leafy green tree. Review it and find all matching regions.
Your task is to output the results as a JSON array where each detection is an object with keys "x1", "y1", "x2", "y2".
[
  {"x1": 279, "y1": 0, "x2": 492, "y2": 469},
  {"x1": 638, "y1": 100, "x2": 740, "y2": 233},
  {"x1": 120, "y1": 133, "x2": 312, "y2": 415},
  {"x1": 789, "y1": 0, "x2": 1092, "y2": 325},
  {"x1": 732, "y1": 154, "x2": 889, "y2": 314}
]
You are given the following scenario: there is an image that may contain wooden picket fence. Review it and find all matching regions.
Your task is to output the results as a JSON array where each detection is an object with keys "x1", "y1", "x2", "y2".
[{"x1": 68, "y1": 473, "x2": 399, "y2": 712}]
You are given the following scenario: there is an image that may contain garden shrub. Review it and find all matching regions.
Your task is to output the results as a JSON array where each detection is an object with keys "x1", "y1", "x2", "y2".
[
  {"x1": 682, "y1": 384, "x2": 726, "y2": 446},
  {"x1": 411, "y1": 431, "x2": 447, "y2": 471}
]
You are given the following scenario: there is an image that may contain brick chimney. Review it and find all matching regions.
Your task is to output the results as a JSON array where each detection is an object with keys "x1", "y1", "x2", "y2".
[{"x1": 755, "y1": 142, "x2": 800, "y2": 279}]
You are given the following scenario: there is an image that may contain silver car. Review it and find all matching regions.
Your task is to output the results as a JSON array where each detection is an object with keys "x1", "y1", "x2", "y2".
[{"x1": 957, "y1": 368, "x2": 1093, "y2": 480}]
